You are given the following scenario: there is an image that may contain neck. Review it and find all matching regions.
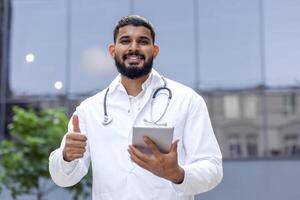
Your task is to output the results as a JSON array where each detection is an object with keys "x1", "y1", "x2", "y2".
[{"x1": 121, "y1": 74, "x2": 150, "y2": 96}]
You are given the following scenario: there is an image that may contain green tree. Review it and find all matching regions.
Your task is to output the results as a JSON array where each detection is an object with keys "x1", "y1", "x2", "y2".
[{"x1": 0, "y1": 106, "x2": 92, "y2": 200}]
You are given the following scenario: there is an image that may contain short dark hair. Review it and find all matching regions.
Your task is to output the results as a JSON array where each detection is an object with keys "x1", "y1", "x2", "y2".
[{"x1": 113, "y1": 15, "x2": 155, "y2": 44}]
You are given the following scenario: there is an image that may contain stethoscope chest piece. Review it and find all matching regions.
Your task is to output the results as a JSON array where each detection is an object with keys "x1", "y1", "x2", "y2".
[{"x1": 102, "y1": 115, "x2": 112, "y2": 125}]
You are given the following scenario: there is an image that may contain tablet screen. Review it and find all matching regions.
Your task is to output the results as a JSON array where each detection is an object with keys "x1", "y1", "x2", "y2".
[{"x1": 132, "y1": 126, "x2": 174, "y2": 154}]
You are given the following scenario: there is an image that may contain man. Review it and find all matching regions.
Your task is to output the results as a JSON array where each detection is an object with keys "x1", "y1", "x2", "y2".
[{"x1": 49, "y1": 15, "x2": 223, "y2": 200}]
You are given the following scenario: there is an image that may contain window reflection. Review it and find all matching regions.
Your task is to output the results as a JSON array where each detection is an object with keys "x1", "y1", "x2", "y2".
[
  {"x1": 243, "y1": 95, "x2": 257, "y2": 119},
  {"x1": 283, "y1": 93, "x2": 296, "y2": 115},
  {"x1": 224, "y1": 95, "x2": 240, "y2": 119},
  {"x1": 228, "y1": 134, "x2": 242, "y2": 158},
  {"x1": 247, "y1": 134, "x2": 258, "y2": 157},
  {"x1": 284, "y1": 134, "x2": 300, "y2": 156}
]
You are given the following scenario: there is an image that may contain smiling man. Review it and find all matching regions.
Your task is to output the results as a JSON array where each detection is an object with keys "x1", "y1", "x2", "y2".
[{"x1": 49, "y1": 15, "x2": 223, "y2": 200}]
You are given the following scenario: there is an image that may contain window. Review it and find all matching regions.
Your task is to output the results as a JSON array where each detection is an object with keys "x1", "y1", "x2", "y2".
[
  {"x1": 228, "y1": 134, "x2": 242, "y2": 158},
  {"x1": 283, "y1": 93, "x2": 296, "y2": 115},
  {"x1": 246, "y1": 134, "x2": 258, "y2": 157},
  {"x1": 224, "y1": 95, "x2": 240, "y2": 119},
  {"x1": 243, "y1": 95, "x2": 257, "y2": 118},
  {"x1": 284, "y1": 134, "x2": 299, "y2": 156}
]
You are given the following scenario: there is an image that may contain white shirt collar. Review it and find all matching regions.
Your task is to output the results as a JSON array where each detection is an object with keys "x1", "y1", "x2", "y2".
[{"x1": 108, "y1": 69, "x2": 163, "y2": 94}]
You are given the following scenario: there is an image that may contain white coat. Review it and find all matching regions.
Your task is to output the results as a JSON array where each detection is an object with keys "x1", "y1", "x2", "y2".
[{"x1": 49, "y1": 70, "x2": 223, "y2": 200}]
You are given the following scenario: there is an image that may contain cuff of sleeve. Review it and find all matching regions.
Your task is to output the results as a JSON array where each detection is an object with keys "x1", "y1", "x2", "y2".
[
  {"x1": 172, "y1": 165, "x2": 189, "y2": 195},
  {"x1": 59, "y1": 149, "x2": 79, "y2": 175}
]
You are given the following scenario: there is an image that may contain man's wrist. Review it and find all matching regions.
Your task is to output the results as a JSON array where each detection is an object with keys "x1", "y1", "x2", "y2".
[{"x1": 170, "y1": 166, "x2": 185, "y2": 184}]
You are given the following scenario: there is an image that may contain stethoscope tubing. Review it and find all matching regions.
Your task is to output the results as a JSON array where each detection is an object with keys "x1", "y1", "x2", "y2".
[{"x1": 102, "y1": 76, "x2": 172, "y2": 126}]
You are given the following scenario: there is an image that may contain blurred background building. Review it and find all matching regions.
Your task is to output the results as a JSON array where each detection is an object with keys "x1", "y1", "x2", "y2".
[
  {"x1": 202, "y1": 88, "x2": 300, "y2": 158},
  {"x1": 1, "y1": 0, "x2": 300, "y2": 199}
]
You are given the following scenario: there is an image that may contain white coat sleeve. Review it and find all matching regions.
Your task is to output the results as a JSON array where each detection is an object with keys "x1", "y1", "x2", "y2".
[
  {"x1": 49, "y1": 106, "x2": 91, "y2": 187},
  {"x1": 172, "y1": 92, "x2": 223, "y2": 195}
]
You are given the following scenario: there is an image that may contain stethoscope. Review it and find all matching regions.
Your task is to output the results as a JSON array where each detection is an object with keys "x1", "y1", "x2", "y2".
[{"x1": 102, "y1": 77, "x2": 172, "y2": 126}]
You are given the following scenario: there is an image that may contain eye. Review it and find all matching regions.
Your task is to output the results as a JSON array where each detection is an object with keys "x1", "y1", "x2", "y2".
[
  {"x1": 139, "y1": 39, "x2": 150, "y2": 45},
  {"x1": 120, "y1": 39, "x2": 130, "y2": 44}
]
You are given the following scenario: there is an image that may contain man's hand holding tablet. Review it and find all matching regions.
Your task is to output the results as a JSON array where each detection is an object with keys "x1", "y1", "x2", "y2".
[{"x1": 128, "y1": 126, "x2": 185, "y2": 184}]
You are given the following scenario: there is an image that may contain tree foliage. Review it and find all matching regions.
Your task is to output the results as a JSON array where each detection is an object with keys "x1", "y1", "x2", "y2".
[{"x1": 0, "y1": 106, "x2": 91, "y2": 200}]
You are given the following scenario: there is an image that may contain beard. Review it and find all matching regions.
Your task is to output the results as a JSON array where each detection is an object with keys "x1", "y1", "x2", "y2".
[{"x1": 114, "y1": 53, "x2": 154, "y2": 79}]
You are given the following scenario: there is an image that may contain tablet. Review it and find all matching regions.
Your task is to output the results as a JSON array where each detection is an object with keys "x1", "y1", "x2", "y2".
[{"x1": 132, "y1": 126, "x2": 174, "y2": 154}]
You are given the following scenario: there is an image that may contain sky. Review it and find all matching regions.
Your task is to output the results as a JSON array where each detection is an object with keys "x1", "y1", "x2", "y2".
[{"x1": 9, "y1": 0, "x2": 300, "y2": 95}]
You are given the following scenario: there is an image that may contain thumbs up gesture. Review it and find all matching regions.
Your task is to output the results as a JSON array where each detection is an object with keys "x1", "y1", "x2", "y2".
[{"x1": 63, "y1": 114, "x2": 87, "y2": 162}]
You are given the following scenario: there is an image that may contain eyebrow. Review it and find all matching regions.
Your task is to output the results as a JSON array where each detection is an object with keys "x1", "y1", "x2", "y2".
[
  {"x1": 139, "y1": 36, "x2": 151, "y2": 41},
  {"x1": 119, "y1": 35, "x2": 130, "y2": 40},
  {"x1": 118, "y1": 35, "x2": 151, "y2": 41}
]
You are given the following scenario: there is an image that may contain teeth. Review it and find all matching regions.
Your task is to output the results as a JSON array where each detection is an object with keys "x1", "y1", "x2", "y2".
[
  {"x1": 127, "y1": 55, "x2": 139, "y2": 60},
  {"x1": 125, "y1": 54, "x2": 143, "y2": 58}
]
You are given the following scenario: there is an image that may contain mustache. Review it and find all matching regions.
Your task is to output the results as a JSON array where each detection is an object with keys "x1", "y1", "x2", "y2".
[{"x1": 123, "y1": 51, "x2": 145, "y2": 60}]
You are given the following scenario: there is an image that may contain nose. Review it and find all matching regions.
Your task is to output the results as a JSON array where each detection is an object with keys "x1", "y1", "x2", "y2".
[{"x1": 129, "y1": 40, "x2": 139, "y2": 51}]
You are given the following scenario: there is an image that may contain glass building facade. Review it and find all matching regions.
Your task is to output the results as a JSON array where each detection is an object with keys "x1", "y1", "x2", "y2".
[{"x1": 1, "y1": 0, "x2": 300, "y2": 159}]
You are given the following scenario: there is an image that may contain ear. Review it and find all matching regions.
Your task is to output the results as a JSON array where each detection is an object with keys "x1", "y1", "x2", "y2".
[
  {"x1": 108, "y1": 43, "x2": 115, "y2": 58},
  {"x1": 153, "y1": 44, "x2": 160, "y2": 58}
]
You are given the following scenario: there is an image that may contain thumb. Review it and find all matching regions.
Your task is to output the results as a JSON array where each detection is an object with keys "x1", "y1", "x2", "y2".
[{"x1": 72, "y1": 114, "x2": 81, "y2": 133}]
